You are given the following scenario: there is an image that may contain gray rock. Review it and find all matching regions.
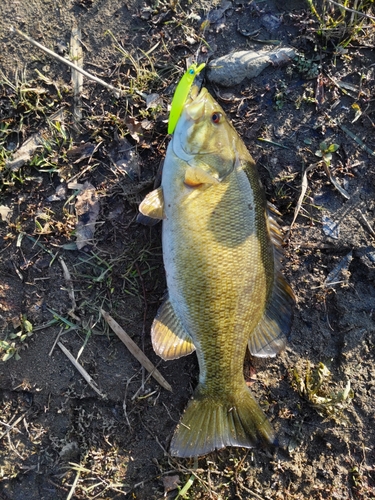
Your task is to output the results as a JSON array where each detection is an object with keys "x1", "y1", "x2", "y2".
[
  {"x1": 59, "y1": 441, "x2": 80, "y2": 462},
  {"x1": 207, "y1": 48, "x2": 296, "y2": 87}
]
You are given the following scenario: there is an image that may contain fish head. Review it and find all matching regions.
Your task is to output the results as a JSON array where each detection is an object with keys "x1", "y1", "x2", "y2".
[{"x1": 172, "y1": 87, "x2": 241, "y2": 180}]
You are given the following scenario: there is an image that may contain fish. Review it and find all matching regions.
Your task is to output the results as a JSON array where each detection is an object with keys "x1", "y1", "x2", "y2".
[{"x1": 139, "y1": 85, "x2": 294, "y2": 458}]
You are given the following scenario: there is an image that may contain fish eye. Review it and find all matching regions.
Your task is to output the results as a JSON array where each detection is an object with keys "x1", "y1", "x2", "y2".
[
  {"x1": 211, "y1": 112, "x2": 222, "y2": 124},
  {"x1": 189, "y1": 68, "x2": 195, "y2": 75}
]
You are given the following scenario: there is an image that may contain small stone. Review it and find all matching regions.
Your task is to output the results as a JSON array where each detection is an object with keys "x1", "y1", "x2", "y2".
[
  {"x1": 59, "y1": 441, "x2": 80, "y2": 462},
  {"x1": 207, "y1": 48, "x2": 296, "y2": 87}
]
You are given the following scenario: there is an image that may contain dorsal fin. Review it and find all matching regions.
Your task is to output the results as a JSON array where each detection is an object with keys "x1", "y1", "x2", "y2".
[
  {"x1": 152, "y1": 298, "x2": 196, "y2": 360},
  {"x1": 249, "y1": 211, "x2": 295, "y2": 357}
]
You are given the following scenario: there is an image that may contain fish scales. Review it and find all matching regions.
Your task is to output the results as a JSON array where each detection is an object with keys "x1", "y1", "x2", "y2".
[
  {"x1": 139, "y1": 86, "x2": 294, "y2": 457},
  {"x1": 163, "y1": 163, "x2": 270, "y2": 384}
]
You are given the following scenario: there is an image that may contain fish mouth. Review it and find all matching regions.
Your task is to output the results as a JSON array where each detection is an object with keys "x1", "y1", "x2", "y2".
[
  {"x1": 172, "y1": 87, "x2": 211, "y2": 160},
  {"x1": 184, "y1": 87, "x2": 208, "y2": 122}
]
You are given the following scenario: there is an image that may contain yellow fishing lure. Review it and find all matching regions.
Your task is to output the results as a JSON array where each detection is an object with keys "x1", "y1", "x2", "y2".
[{"x1": 168, "y1": 62, "x2": 206, "y2": 135}]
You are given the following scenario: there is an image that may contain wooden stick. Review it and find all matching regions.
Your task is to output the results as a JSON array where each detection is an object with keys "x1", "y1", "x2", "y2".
[
  {"x1": 57, "y1": 342, "x2": 107, "y2": 398},
  {"x1": 11, "y1": 26, "x2": 122, "y2": 97},
  {"x1": 59, "y1": 256, "x2": 79, "y2": 317},
  {"x1": 101, "y1": 309, "x2": 172, "y2": 392},
  {"x1": 326, "y1": 0, "x2": 375, "y2": 21}
]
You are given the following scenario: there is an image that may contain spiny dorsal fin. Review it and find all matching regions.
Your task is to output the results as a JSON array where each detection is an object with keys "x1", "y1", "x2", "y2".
[
  {"x1": 152, "y1": 298, "x2": 196, "y2": 360},
  {"x1": 267, "y1": 201, "x2": 282, "y2": 217},
  {"x1": 139, "y1": 186, "x2": 166, "y2": 220},
  {"x1": 249, "y1": 212, "x2": 295, "y2": 357}
]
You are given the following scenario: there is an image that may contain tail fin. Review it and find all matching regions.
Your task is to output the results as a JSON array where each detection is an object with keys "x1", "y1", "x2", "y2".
[{"x1": 170, "y1": 385, "x2": 276, "y2": 458}]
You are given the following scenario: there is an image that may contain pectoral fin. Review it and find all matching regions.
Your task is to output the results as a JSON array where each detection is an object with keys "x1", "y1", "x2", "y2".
[
  {"x1": 136, "y1": 213, "x2": 161, "y2": 226},
  {"x1": 152, "y1": 298, "x2": 196, "y2": 360},
  {"x1": 139, "y1": 187, "x2": 166, "y2": 220},
  {"x1": 184, "y1": 166, "x2": 220, "y2": 187}
]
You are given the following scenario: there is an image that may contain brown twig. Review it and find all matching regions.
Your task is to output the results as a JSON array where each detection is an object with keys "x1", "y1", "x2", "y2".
[
  {"x1": 101, "y1": 308, "x2": 172, "y2": 392},
  {"x1": 57, "y1": 342, "x2": 107, "y2": 398},
  {"x1": 326, "y1": 0, "x2": 375, "y2": 21},
  {"x1": 11, "y1": 26, "x2": 122, "y2": 97}
]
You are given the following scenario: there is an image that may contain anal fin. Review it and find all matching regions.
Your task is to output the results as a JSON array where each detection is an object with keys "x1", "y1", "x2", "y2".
[
  {"x1": 136, "y1": 213, "x2": 160, "y2": 226},
  {"x1": 152, "y1": 298, "x2": 196, "y2": 360}
]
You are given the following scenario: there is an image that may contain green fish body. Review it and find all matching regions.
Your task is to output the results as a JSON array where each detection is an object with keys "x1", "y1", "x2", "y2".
[{"x1": 139, "y1": 87, "x2": 294, "y2": 458}]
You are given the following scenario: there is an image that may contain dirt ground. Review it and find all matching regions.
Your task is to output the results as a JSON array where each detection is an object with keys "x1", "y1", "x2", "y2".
[{"x1": 1, "y1": 0, "x2": 375, "y2": 498}]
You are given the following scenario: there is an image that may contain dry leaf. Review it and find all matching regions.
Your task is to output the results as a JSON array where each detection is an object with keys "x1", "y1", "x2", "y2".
[
  {"x1": 125, "y1": 117, "x2": 143, "y2": 142},
  {"x1": 6, "y1": 133, "x2": 43, "y2": 171},
  {"x1": 163, "y1": 475, "x2": 180, "y2": 493},
  {"x1": 75, "y1": 182, "x2": 100, "y2": 250},
  {"x1": 67, "y1": 142, "x2": 96, "y2": 163},
  {"x1": 109, "y1": 136, "x2": 140, "y2": 178},
  {"x1": 0, "y1": 205, "x2": 12, "y2": 221}
]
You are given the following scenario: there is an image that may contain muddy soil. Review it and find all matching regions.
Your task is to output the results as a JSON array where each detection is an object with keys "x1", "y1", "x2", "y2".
[{"x1": 0, "y1": 0, "x2": 375, "y2": 499}]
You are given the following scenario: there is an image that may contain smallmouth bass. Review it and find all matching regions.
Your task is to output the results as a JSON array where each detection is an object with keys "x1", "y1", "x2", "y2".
[{"x1": 139, "y1": 86, "x2": 294, "y2": 458}]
